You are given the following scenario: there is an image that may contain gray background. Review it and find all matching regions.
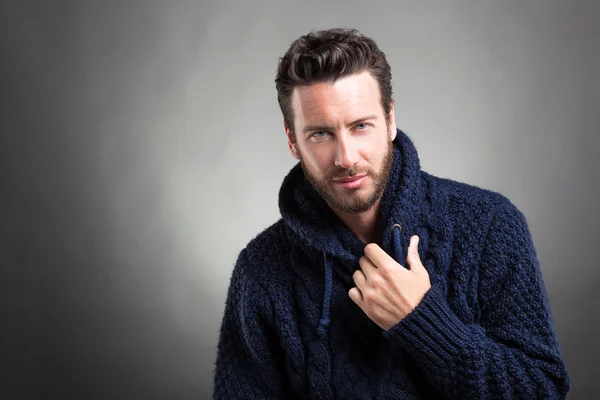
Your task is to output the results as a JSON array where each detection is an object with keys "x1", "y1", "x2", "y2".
[{"x1": 1, "y1": 1, "x2": 598, "y2": 399}]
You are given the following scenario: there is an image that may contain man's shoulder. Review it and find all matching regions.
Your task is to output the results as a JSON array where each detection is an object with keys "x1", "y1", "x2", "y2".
[
  {"x1": 423, "y1": 171, "x2": 515, "y2": 215},
  {"x1": 228, "y1": 219, "x2": 290, "y2": 295},
  {"x1": 242, "y1": 218, "x2": 290, "y2": 264},
  {"x1": 423, "y1": 172, "x2": 528, "y2": 256}
]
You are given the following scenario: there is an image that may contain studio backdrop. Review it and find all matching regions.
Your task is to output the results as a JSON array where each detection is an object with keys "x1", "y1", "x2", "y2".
[{"x1": 1, "y1": 1, "x2": 598, "y2": 399}]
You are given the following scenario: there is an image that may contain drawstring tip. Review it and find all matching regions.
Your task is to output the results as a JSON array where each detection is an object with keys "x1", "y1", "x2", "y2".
[{"x1": 317, "y1": 319, "x2": 330, "y2": 338}]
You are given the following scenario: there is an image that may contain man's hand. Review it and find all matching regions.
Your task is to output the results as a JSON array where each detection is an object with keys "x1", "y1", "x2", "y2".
[{"x1": 348, "y1": 235, "x2": 431, "y2": 331}]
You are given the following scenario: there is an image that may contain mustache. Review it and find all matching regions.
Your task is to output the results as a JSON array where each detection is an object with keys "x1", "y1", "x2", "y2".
[{"x1": 330, "y1": 167, "x2": 369, "y2": 180}]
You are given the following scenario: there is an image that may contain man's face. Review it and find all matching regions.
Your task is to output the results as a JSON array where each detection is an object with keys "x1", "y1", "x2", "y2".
[{"x1": 286, "y1": 70, "x2": 397, "y2": 214}]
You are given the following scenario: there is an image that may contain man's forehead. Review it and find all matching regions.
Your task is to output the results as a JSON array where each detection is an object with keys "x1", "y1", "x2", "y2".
[{"x1": 291, "y1": 71, "x2": 382, "y2": 123}]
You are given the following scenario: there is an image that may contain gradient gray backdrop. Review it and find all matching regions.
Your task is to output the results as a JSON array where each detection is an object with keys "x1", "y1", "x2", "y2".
[{"x1": 2, "y1": 1, "x2": 598, "y2": 399}]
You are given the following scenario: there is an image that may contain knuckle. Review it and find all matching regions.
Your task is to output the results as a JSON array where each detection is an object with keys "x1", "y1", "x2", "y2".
[
  {"x1": 370, "y1": 276, "x2": 383, "y2": 289},
  {"x1": 378, "y1": 264, "x2": 390, "y2": 277}
]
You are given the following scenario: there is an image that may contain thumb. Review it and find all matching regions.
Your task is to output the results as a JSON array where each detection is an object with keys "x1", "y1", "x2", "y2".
[{"x1": 406, "y1": 235, "x2": 423, "y2": 272}]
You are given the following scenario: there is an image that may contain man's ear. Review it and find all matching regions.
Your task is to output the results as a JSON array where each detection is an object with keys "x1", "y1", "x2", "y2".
[
  {"x1": 284, "y1": 121, "x2": 300, "y2": 160},
  {"x1": 389, "y1": 102, "x2": 397, "y2": 141}
]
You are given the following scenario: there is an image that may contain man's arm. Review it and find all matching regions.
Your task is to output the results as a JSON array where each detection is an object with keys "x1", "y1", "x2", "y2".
[
  {"x1": 213, "y1": 249, "x2": 288, "y2": 399},
  {"x1": 383, "y1": 199, "x2": 570, "y2": 399}
]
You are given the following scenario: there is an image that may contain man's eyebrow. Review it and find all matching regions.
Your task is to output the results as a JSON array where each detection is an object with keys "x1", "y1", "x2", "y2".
[
  {"x1": 301, "y1": 115, "x2": 379, "y2": 135},
  {"x1": 348, "y1": 115, "x2": 378, "y2": 126}
]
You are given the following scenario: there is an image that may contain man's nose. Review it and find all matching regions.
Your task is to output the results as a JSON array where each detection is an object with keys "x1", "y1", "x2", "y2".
[{"x1": 335, "y1": 135, "x2": 359, "y2": 169}]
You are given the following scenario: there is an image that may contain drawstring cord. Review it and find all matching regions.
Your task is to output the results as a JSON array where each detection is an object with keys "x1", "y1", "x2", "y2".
[
  {"x1": 307, "y1": 252, "x2": 334, "y2": 399},
  {"x1": 318, "y1": 253, "x2": 333, "y2": 339},
  {"x1": 390, "y1": 223, "x2": 404, "y2": 265}
]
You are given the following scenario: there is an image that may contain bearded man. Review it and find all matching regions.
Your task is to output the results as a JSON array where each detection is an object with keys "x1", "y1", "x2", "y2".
[{"x1": 213, "y1": 28, "x2": 570, "y2": 399}]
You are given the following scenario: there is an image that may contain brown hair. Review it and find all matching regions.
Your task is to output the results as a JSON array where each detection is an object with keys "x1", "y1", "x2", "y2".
[{"x1": 275, "y1": 28, "x2": 393, "y2": 140}]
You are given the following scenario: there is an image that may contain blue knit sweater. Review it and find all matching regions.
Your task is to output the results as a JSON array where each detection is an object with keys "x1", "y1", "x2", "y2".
[{"x1": 213, "y1": 129, "x2": 570, "y2": 399}]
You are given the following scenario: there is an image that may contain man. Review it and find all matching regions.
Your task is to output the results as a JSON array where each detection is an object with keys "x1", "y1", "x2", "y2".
[{"x1": 213, "y1": 28, "x2": 570, "y2": 399}]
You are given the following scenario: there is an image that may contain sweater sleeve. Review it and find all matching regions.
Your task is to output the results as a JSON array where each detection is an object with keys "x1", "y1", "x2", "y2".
[
  {"x1": 213, "y1": 249, "x2": 288, "y2": 399},
  {"x1": 382, "y1": 199, "x2": 570, "y2": 399}
]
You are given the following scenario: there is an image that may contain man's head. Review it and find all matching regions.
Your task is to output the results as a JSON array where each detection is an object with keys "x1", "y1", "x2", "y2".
[{"x1": 275, "y1": 28, "x2": 397, "y2": 214}]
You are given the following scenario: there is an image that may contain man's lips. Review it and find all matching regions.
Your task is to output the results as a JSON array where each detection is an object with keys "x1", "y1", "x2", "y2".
[
  {"x1": 334, "y1": 175, "x2": 366, "y2": 183},
  {"x1": 333, "y1": 175, "x2": 367, "y2": 189}
]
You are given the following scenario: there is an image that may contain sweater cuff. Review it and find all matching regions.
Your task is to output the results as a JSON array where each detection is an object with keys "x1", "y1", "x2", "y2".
[{"x1": 382, "y1": 278, "x2": 477, "y2": 371}]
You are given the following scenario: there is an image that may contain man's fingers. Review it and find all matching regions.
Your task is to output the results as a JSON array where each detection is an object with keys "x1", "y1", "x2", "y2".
[
  {"x1": 363, "y1": 243, "x2": 396, "y2": 269},
  {"x1": 406, "y1": 235, "x2": 424, "y2": 272},
  {"x1": 358, "y1": 255, "x2": 378, "y2": 280},
  {"x1": 348, "y1": 286, "x2": 363, "y2": 304},
  {"x1": 363, "y1": 237, "x2": 425, "y2": 274},
  {"x1": 352, "y1": 268, "x2": 367, "y2": 290}
]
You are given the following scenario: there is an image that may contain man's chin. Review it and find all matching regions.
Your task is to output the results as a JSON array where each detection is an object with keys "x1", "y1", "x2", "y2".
[{"x1": 326, "y1": 190, "x2": 378, "y2": 214}]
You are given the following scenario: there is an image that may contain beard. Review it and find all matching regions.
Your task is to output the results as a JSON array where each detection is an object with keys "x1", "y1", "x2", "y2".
[{"x1": 299, "y1": 138, "x2": 394, "y2": 214}]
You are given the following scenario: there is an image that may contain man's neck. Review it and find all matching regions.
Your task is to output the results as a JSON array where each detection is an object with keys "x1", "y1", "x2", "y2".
[{"x1": 329, "y1": 198, "x2": 383, "y2": 245}]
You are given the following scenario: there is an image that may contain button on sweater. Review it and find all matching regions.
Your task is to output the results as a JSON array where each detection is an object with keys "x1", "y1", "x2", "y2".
[{"x1": 213, "y1": 129, "x2": 570, "y2": 399}]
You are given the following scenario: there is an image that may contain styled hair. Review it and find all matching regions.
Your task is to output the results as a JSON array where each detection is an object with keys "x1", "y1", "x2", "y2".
[{"x1": 275, "y1": 28, "x2": 393, "y2": 139}]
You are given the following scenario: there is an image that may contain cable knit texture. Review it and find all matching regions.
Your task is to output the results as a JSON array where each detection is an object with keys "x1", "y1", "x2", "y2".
[{"x1": 213, "y1": 129, "x2": 570, "y2": 399}]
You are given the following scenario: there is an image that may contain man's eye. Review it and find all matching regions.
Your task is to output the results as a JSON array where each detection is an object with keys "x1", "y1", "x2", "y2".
[
  {"x1": 356, "y1": 123, "x2": 368, "y2": 130},
  {"x1": 312, "y1": 131, "x2": 327, "y2": 138}
]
